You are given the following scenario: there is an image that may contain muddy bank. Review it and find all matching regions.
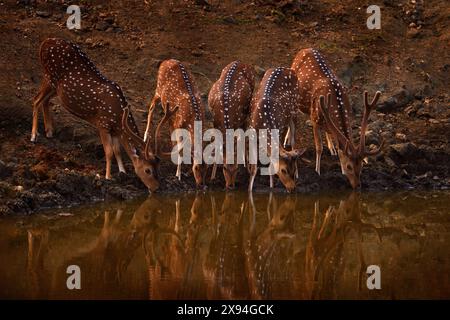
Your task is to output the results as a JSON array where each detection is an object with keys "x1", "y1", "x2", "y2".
[{"x1": 0, "y1": 131, "x2": 449, "y2": 216}]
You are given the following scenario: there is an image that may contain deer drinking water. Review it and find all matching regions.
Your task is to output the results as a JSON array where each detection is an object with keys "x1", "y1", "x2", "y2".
[
  {"x1": 145, "y1": 59, "x2": 207, "y2": 187},
  {"x1": 248, "y1": 67, "x2": 306, "y2": 192},
  {"x1": 291, "y1": 48, "x2": 383, "y2": 189},
  {"x1": 208, "y1": 61, "x2": 255, "y2": 189},
  {"x1": 32, "y1": 38, "x2": 162, "y2": 192}
]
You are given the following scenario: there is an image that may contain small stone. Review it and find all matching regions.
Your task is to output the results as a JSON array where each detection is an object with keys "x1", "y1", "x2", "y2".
[
  {"x1": 395, "y1": 133, "x2": 407, "y2": 141},
  {"x1": 223, "y1": 16, "x2": 237, "y2": 24},
  {"x1": 95, "y1": 21, "x2": 109, "y2": 31},
  {"x1": 36, "y1": 10, "x2": 52, "y2": 18},
  {"x1": 406, "y1": 28, "x2": 421, "y2": 38},
  {"x1": 59, "y1": 212, "x2": 73, "y2": 217}
]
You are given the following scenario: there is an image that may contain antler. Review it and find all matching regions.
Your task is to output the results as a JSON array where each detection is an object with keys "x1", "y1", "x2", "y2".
[
  {"x1": 154, "y1": 103, "x2": 179, "y2": 158},
  {"x1": 359, "y1": 91, "x2": 382, "y2": 156},
  {"x1": 318, "y1": 94, "x2": 354, "y2": 153},
  {"x1": 122, "y1": 107, "x2": 145, "y2": 150},
  {"x1": 122, "y1": 107, "x2": 154, "y2": 160}
]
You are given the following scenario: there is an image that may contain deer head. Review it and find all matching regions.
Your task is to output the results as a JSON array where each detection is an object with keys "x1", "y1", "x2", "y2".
[
  {"x1": 319, "y1": 91, "x2": 384, "y2": 189},
  {"x1": 223, "y1": 163, "x2": 239, "y2": 190},
  {"x1": 121, "y1": 107, "x2": 161, "y2": 192},
  {"x1": 276, "y1": 147, "x2": 307, "y2": 192}
]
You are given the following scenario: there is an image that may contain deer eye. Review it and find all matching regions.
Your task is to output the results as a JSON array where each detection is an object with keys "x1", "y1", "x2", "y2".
[
  {"x1": 346, "y1": 164, "x2": 353, "y2": 171},
  {"x1": 145, "y1": 168, "x2": 152, "y2": 175},
  {"x1": 281, "y1": 168, "x2": 287, "y2": 175}
]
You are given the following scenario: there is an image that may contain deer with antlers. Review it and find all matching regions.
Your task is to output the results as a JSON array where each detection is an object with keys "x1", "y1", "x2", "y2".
[
  {"x1": 291, "y1": 48, "x2": 383, "y2": 189},
  {"x1": 208, "y1": 61, "x2": 255, "y2": 189},
  {"x1": 248, "y1": 67, "x2": 306, "y2": 192},
  {"x1": 32, "y1": 38, "x2": 165, "y2": 192},
  {"x1": 145, "y1": 59, "x2": 207, "y2": 187}
]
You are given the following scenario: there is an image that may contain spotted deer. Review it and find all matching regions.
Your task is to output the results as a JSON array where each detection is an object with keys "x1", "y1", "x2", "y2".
[
  {"x1": 248, "y1": 67, "x2": 306, "y2": 192},
  {"x1": 145, "y1": 59, "x2": 207, "y2": 187},
  {"x1": 32, "y1": 38, "x2": 162, "y2": 192},
  {"x1": 145, "y1": 194, "x2": 211, "y2": 299},
  {"x1": 208, "y1": 61, "x2": 255, "y2": 189},
  {"x1": 291, "y1": 48, "x2": 383, "y2": 189},
  {"x1": 244, "y1": 193, "x2": 296, "y2": 299}
]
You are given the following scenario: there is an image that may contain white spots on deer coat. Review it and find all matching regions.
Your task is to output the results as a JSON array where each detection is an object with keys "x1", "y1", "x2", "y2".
[
  {"x1": 154, "y1": 59, "x2": 205, "y2": 142},
  {"x1": 209, "y1": 61, "x2": 255, "y2": 134},
  {"x1": 291, "y1": 48, "x2": 353, "y2": 138},
  {"x1": 250, "y1": 67, "x2": 301, "y2": 150},
  {"x1": 40, "y1": 38, "x2": 140, "y2": 141}
]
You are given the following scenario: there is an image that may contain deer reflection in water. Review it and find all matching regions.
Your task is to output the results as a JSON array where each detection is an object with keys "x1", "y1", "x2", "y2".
[{"x1": 24, "y1": 192, "x2": 383, "y2": 299}]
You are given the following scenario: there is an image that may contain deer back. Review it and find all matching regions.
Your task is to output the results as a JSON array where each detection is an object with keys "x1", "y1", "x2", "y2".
[
  {"x1": 155, "y1": 59, "x2": 205, "y2": 134},
  {"x1": 208, "y1": 61, "x2": 255, "y2": 132},
  {"x1": 40, "y1": 38, "x2": 134, "y2": 135},
  {"x1": 249, "y1": 67, "x2": 300, "y2": 137},
  {"x1": 291, "y1": 48, "x2": 353, "y2": 139}
]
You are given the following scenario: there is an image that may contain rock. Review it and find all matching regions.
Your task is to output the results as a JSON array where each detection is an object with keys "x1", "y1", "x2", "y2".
[
  {"x1": 95, "y1": 21, "x2": 110, "y2": 31},
  {"x1": 405, "y1": 101, "x2": 423, "y2": 116},
  {"x1": 30, "y1": 162, "x2": 49, "y2": 181},
  {"x1": 384, "y1": 157, "x2": 397, "y2": 168},
  {"x1": 14, "y1": 186, "x2": 24, "y2": 192},
  {"x1": 395, "y1": 133, "x2": 407, "y2": 141},
  {"x1": 36, "y1": 10, "x2": 52, "y2": 18},
  {"x1": 222, "y1": 16, "x2": 237, "y2": 25},
  {"x1": 388, "y1": 142, "x2": 418, "y2": 159},
  {"x1": 417, "y1": 144, "x2": 436, "y2": 162},
  {"x1": 365, "y1": 130, "x2": 380, "y2": 145},
  {"x1": 428, "y1": 118, "x2": 440, "y2": 124},
  {"x1": 406, "y1": 28, "x2": 421, "y2": 38},
  {"x1": 339, "y1": 55, "x2": 365, "y2": 86},
  {"x1": 191, "y1": 50, "x2": 203, "y2": 57},
  {"x1": 0, "y1": 160, "x2": 13, "y2": 179},
  {"x1": 367, "y1": 120, "x2": 385, "y2": 133},
  {"x1": 377, "y1": 89, "x2": 413, "y2": 113}
]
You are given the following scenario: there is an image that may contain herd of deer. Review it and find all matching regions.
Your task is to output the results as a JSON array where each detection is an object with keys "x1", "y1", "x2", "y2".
[{"x1": 31, "y1": 38, "x2": 384, "y2": 193}]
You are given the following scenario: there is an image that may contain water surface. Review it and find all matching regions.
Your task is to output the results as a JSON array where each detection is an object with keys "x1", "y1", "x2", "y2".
[{"x1": 0, "y1": 191, "x2": 449, "y2": 299}]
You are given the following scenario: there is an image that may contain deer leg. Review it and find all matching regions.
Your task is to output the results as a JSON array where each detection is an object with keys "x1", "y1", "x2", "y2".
[
  {"x1": 99, "y1": 130, "x2": 114, "y2": 179},
  {"x1": 290, "y1": 120, "x2": 296, "y2": 148},
  {"x1": 325, "y1": 132, "x2": 337, "y2": 156},
  {"x1": 211, "y1": 162, "x2": 217, "y2": 180},
  {"x1": 41, "y1": 89, "x2": 56, "y2": 138},
  {"x1": 112, "y1": 136, "x2": 126, "y2": 174},
  {"x1": 144, "y1": 95, "x2": 160, "y2": 142},
  {"x1": 312, "y1": 122, "x2": 323, "y2": 175},
  {"x1": 248, "y1": 164, "x2": 257, "y2": 192},
  {"x1": 283, "y1": 126, "x2": 291, "y2": 149},
  {"x1": 269, "y1": 174, "x2": 274, "y2": 188},
  {"x1": 31, "y1": 79, "x2": 54, "y2": 142},
  {"x1": 337, "y1": 150, "x2": 346, "y2": 174},
  {"x1": 175, "y1": 133, "x2": 183, "y2": 181}
]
